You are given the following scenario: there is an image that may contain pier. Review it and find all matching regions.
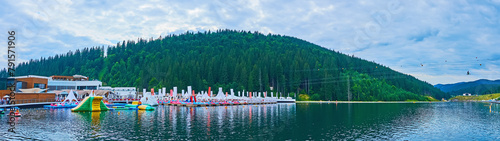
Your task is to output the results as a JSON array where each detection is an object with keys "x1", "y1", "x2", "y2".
[{"x1": 0, "y1": 102, "x2": 58, "y2": 109}]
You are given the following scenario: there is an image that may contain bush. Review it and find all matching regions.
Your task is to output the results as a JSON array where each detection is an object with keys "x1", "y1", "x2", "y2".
[{"x1": 298, "y1": 94, "x2": 310, "y2": 101}]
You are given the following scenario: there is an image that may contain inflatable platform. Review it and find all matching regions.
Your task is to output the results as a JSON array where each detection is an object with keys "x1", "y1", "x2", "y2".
[{"x1": 71, "y1": 96, "x2": 110, "y2": 112}]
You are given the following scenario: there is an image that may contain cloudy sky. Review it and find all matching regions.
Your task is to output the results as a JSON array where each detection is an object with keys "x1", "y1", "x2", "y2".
[{"x1": 1, "y1": 0, "x2": 499, "y2": 85}]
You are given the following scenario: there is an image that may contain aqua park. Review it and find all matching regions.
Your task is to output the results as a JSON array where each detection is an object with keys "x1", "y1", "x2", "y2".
[{"x1": 29, "y1": 86, "x2": 295, "y2": 114}]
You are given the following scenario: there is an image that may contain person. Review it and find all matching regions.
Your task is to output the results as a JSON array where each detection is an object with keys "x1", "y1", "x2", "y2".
[{"x1": 0, "y1": 98, "x2": 3, "y2": 105}]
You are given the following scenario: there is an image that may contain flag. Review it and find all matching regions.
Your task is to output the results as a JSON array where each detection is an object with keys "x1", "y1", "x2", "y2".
[
  {"x1": 208, "y1": 87, "x2": 211, "y2": 97},
  {"x1": 151, "y1": 88, "x2": 154, "y2": 95}
]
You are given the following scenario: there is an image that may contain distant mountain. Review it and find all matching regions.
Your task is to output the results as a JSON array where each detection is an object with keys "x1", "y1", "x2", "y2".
[{"x1": 435, "y1": 79, "x2": 500, "y2": 95}]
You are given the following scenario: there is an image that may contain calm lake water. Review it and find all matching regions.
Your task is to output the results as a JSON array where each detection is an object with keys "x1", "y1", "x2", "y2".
[{"x1": 1, "y1": 102, "x2": 500, "y2": 140}]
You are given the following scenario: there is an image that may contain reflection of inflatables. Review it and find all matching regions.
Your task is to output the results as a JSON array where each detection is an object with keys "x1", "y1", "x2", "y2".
[
  {"x1": 71, "y1": 96, "x2": 110, "y2": 112},
  {"x1": 73, "y1": 111, "x2": 108, "y2": 128},
  {"x1": 0, "y1": 108, "x2": 5, "y2": 114}
]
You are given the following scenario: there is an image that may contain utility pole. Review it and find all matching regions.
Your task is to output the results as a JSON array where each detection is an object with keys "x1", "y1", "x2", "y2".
[
  {"x1": 284, "y1": 79, "x2": 286, "y2": 97},
  {"x1": 347, "y1": 76, "x2": 351, "y2": 101},
  {"x1": 259, "y1": 69, "x2": 262, "y2": 92},
  {"x1": 307, "y1": 70, "x2": 310, "y2": 95},
  {"x1": 276, "y1": 77, "x2": 279, "y2": 98},
  {"x1": 307, "y1": 78, "x2": 310, "y2": 95}
]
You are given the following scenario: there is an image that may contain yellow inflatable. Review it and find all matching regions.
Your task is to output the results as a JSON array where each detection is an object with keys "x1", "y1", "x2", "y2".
[{"x1": 138, "y1": 105, "x2": 155, "y2": 111}]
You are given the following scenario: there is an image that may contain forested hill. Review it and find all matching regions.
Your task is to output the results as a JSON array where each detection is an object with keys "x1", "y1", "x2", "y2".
[
  {"x1": 0, "y1": 30, "x2": 449, "y2": 101},
  {"x1": 435, "y1": 79, "x2": 500, "y2": 96}
]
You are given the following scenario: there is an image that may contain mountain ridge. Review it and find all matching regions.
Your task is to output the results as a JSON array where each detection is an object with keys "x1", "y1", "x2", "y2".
[{"x1": 434, "y1": 79, "x2": 500, "y2": 95}]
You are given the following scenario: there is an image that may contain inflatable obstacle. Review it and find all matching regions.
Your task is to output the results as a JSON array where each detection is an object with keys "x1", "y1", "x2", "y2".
[
  {"x1": 44, "y1": 103, "x2": 78, "y2": 108},
  {"x1": 113, "y1": 101, "x2": 154, "y2": 111},
  {"x1": 14, "y1": 109, "x2": 21, "y2": 117},
  {"x1": 138, "y1": 105, "x2": 155, "y2": 111},
  {"x1": 71, "y1": 96, "x2": 110, "y2": 112},
  {"x1": 5, "y1": 107, "x2": 20, "y2": 117},
  {"x1": 124, "y1": 101, "x2": 140, "y2": 108}
]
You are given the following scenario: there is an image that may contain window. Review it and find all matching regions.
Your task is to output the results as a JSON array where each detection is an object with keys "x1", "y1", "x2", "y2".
[
  {"x1": 48, "y1": 86, "x2": 57, "y2": 90},
  {"x1": 34, "y1": 83, "x2": 46, "y2": 89},
  {"x1": 78, "y1": 86, "x2": 97, "y2": 90},
  {"x1": 15, "y1": 81, "x2": 27, "y2": 92},
  {"x1": 56, "y1": 86, "x2": 74, "y2": 90}
]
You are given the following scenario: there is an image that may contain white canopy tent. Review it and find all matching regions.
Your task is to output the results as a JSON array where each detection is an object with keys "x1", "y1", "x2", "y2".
[
  {"x1": 61, "y1": 90, "x2": 78, "y2": 104},
  {"x1": 198, "y1": 92, "x2": 211, "y2": 100},
  {"x1": 213, "y1": 87, "x2": 227, "y2": 100},
  {"x1": 181, "y1": 86, "x2": 193, "y2": 99}
]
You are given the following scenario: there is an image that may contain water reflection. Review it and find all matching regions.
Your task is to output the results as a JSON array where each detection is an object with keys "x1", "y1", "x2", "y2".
[
  {"x1": 72, "y1": 111, "x2": 107, "y2": 139},
  {"x1": 3, "y1": 103, "x2": 500, "y2": 140}
]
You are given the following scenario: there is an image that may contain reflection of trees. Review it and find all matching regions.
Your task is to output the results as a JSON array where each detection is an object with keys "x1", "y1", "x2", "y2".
[{"x1": 288, "y1": 103, "x2": 434, "y2": 140}]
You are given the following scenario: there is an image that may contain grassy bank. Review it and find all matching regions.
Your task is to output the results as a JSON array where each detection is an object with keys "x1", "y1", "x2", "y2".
[
  {"x1": 449, "y1": 93, "x2": 500, "y2": 101},
  {"x1": 296, "y1": 101, "x2": 444, "y2": 103}
]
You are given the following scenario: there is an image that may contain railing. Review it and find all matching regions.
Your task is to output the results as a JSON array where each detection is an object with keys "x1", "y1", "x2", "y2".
[
  {"x1": 1, "y1": 98, "x2": 56, "y2": 105},
  {"x1": 0, "y1": 98, "x2": 144, "y2": 105},
  {"x1": 107, "y1": 99, "x2": 141, "y2": 102}
]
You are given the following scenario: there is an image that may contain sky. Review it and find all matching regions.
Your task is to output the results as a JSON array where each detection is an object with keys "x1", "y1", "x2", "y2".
[{"x1": 0, "y1": 0, "x2": 499, "y2": 85}]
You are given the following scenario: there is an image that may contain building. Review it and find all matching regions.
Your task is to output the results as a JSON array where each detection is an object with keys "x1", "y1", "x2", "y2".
[
  {"x1": 99, "y1": 86, "x2": 136, "y2": 98},
  {"x1": 47, "y1": 75, "x2": 102, "y2": 90},
  {"x1": 0, "y1": 75, "x2": 55, "y2": 104},
  {"x1": 1, "y1": 74, "x2": 106, "y2": 104},
  {"x1": 7, "y1": 75, "x2": 49, "y2": 92}
]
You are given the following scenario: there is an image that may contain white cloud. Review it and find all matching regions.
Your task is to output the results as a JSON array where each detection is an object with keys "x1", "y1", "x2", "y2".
[{"x1": 0, "y1": 0, "x2": 499, "y2": 85}]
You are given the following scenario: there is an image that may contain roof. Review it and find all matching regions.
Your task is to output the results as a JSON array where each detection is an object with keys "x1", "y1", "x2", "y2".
[
  {"x1": 72, "y1": 75, "x2": 87, "y2": 78},
  {"x1": 8, "y1": 75, "x2": 50, "y2": 79},
  {"x1": 51, "y1": 90, "x2": 110, "y2": 96}
]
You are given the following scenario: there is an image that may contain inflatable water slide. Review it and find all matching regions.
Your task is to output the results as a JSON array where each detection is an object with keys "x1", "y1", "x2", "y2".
[{"x1": 71, "y1": 96, "x2": 109, "y2": 112}]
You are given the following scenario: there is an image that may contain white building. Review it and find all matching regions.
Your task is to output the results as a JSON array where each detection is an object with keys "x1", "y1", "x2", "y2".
[
  {"x1": 99, "y1": 86, "x2": 136, "y2": 98},
  {"x1": 47, "y1": 75, "x2": 102, "y2": 90}
]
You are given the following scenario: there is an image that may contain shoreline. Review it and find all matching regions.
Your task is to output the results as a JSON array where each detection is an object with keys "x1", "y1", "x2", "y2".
[
  {"x1": 296, "y1": 101, "x2": 445, "y2": 104},
  {"x1": 454, "y1": 100, "x2": 500, "y2": 104}
]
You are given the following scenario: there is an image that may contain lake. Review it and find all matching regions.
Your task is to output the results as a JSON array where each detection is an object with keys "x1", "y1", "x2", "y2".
[{"x1": 1, "y1": 102, "x2": 500, "y2": 140}]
